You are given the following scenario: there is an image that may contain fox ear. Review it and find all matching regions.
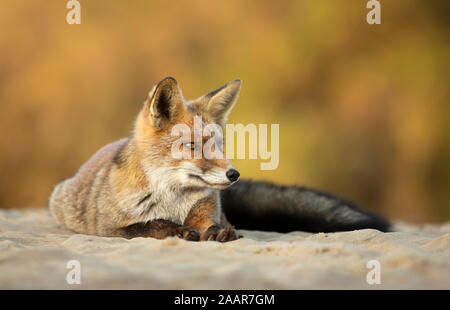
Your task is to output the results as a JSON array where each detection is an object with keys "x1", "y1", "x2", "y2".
[
  {"x1": 204, "y1": 79, "x2": 241, "y2": 127},
  {"x1": 146, "y1": 77, "x2": 184, "y2": 129}
]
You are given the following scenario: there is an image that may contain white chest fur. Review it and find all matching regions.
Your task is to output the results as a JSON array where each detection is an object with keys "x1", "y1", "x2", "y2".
[
  {"x1": 145, "y1": 188, "x2": 213, "y2": 224},
  {"x1": 122, "y1": 165, "x2": 217, "y2": 225}
]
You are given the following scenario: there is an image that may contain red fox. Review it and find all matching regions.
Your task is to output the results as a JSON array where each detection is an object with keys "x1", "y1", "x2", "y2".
[{"x1": 49, "y1": 77, "x2": 390, "y2": 242}]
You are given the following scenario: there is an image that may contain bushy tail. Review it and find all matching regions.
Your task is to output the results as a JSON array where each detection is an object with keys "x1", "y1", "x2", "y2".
[{"x1": 220, "y1": 180, "x2": 392, "y2": 233}]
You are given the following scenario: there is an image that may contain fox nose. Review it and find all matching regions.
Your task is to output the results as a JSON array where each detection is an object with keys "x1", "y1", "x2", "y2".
[{"x1": 226, "y1": 169, "x2": 240, "y2": 182}]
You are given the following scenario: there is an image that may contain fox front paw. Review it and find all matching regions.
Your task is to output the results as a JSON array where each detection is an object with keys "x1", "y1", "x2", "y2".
[
  {"x1": 175, "y1": 226, "x2": 200, "y2": 241},
  {"x1": 200, "y1": 225, "x2": 239, "y2": 242}
]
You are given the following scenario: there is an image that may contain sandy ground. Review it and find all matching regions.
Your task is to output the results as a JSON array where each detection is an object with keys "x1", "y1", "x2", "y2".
[{"x1": 0, "y1": 208, "x2": 449, "y2": 289}]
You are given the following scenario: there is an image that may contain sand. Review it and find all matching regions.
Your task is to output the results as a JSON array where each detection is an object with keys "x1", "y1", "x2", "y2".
[{"x1": 0, "y1": 208, "x2": 449, "y2": 289}]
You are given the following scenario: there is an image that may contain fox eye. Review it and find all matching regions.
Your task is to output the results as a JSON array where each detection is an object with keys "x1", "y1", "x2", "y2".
[{"x1": 184, "y1": 142, "x2": 196, "y2": 151}]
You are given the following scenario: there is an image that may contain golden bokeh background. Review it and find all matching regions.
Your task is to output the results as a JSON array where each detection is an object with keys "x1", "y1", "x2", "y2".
[{"x1": 0, "y1": 1, "x2": 449, "y2": 222}]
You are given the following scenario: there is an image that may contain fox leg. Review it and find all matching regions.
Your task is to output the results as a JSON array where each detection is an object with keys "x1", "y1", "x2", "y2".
[
  {"x1": 184, "y1": 194, "x2": 238, "y2": 242},
  {"x1": 118, "y1": 219, "x2": 200, "y2": 241}
]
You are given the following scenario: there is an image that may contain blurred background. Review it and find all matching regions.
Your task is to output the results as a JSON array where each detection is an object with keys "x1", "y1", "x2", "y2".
[{"x1": 0, "y1": 0, "x2": 448, "y2": 223}]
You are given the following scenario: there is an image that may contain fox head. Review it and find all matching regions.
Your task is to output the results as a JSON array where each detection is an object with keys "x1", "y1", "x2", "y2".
[{"x1": 134, "y1": 77, "x2": 241, "y2": 190}]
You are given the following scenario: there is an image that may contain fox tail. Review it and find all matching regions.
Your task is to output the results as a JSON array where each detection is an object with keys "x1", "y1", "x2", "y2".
[{"x1": 220, "y1": 180, "x2": 392, "y2": 233}]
